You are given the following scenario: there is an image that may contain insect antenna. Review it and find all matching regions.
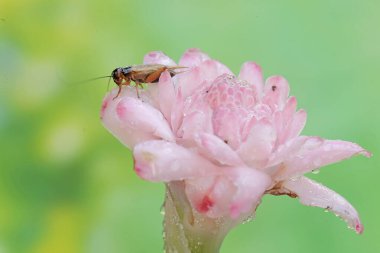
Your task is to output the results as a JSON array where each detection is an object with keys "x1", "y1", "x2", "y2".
[
  {"x1": 107, "y1": 76, "x2": 112, "y2": 91},
  {"x1": 74, "y1": 75, "x2": 112, "y2": 85}
]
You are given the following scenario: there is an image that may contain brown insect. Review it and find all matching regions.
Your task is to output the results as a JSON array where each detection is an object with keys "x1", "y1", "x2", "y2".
[{"x1": 111, "y1": 64, "x2": 186, "y2": 99}]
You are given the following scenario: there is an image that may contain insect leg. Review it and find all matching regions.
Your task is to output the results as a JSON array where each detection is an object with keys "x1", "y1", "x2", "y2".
[
  {"x1": 135, "y1": 81, "x2": 141, "y2": 98},
  {"x1": 113, "y1": 84, "x2": 123, "y2": 100},
  {"x1": 113, "y1": 80, "x2": 131, "y2": 100},
  {"x1": 145, "y1": 67, "x2": 167, "y2": 83}
]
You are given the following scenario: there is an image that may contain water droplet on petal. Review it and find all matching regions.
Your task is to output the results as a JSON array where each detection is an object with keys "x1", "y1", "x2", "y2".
[
  {"x1": 242, "y1": 214, "x2": 255, "y2": 224},
  {"x1": 290, "y1": 175, "x2": 301, "y2": 182}
]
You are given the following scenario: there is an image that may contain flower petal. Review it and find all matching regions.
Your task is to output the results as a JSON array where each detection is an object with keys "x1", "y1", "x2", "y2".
[
  {"x1": 177, "y1": 59, "x2": 233, "y2": 99},
  {"x1": 286, "y1": 109, "x2": 307, "y2": 140},
  {"x1": 178, "y1": 84, "x2": 215, "y2": 141},
  {"x1": 143, "y1": 51, "x2": 176, "y2": 66},
  {"x1": 228, "y1": 166, "x2": 272, "y2": 218},
  {"x1": 280, "y1": 176, "x2": 364, "y2": 234},
  {"x1": 157, "y1": 70, "x2": 176, "y2": 121},
  {"x1": 170, "y1": 86, "x2": 185, "y2": 135},
  {"x1": 277, "y1": 138, "x2": 371, "y2": 180},
  {"x1": 237, "y1": 119, "x2": 276, "y2": 168},
  {"x1": 263, "y1": 76, "x2": 290, "y2": 110},
  {"x1": 185, "y1": 166, "x2": 271, "y2": 219},
  {"x1": 282, "y1": 96, "x2": 298, "y2": 120},
  {"x1": 238, "y1": 62, "x2": 264, "y2": 99},
  {"x1": 101, "y1": 87, "x2": 138, "y2": 120},
  {"x1": 133, "y1": 140, "x2": 220, "y2": 182},
  {"x1": 185, "y1": 176, "x2": 236, "y2": 218},
  {"x1": 267, "y1": 136, "x2": 309, "y2": 168},
  {"x1": 274, "y1": 106, "x2": 307, "y2": 147},
  {"x1": 212, "y1": 106, "x2": 245, "y2": 149},
  {"x1": 195, "y1": 132, "x2": 243, "y2": 166},
  {"x1": 178, "y1": 48, "x2": 210, "y2": 68},
  {"x1": 101, "y1": 95, "x2": 174, "y2": 148},
  {"x1": 274, "y1": 96, "x2": 297, "y2": 145}
]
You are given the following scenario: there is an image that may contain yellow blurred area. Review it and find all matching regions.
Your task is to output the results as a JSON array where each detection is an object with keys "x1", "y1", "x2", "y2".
[
  {"x1": 1, "y1": 0, "x2": 379, "y2": 253},
  {"x1": 31, "y1": 207, "x2": 82, "y2": 253}
]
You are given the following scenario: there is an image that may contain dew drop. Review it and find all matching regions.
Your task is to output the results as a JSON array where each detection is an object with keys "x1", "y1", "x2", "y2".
[
  {"x1": 242, "y1": 214, "x2": 255, "y2": 224},
  {"x1": 311, "y1": 169, "x2": 320, "y2": 174},
  {"x1": 290, "y1": 175, "x2": 300, "y2": 182},
  {"x1": 160, "y1": 206, "x2": 165, "y2": 216}
]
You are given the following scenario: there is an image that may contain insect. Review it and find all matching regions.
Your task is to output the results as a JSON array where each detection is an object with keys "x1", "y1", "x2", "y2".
[{"x1": 111, "y1": 64, "x2": 186, "y2": 99}]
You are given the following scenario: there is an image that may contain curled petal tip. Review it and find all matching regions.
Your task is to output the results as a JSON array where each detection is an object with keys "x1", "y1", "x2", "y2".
[
  {"x1": 360, "y1": 150, "x2": 372, "y2": 158},
  {"x1": 355, "y1": 222, "x2": 364, "y2": 234},
  {"x1": 281, "y1": 177, "x2": 364, "y2": 235}
]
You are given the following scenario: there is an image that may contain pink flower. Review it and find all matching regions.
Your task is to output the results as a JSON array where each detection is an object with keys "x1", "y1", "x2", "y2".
[{"x1": 101, "y1": 48, "x2": 371, "y2": 234}]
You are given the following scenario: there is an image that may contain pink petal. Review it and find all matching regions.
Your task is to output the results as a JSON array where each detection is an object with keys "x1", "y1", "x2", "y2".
[
  {"x1": 143, "y1": 51, "x2": 176, "y2": 66},
  {"x1": 185, "y1": 166, "x2": 271, "y2": 219},
  {"x1": 133, "y1": 140, "x2": 219, "y2": 181},
  {"x1": 249, "y1": 104, "x2": 272, "y2": 122},
  {"x1": 281, "y1": 176, "x2": 364, "y2": 234},
  {"x1": 237, "y1": 119, "x2": 276, "y2": 168},
  {"x1": 267, "y1": 136, "x2": 309, "y2": 168},
  {"x1": 185, "y1": 176, "x2": 236, "y2": 218},
  {"x1": 273, "y1": 97, "x2": 297, "y2": 144},
  {"x1": 179, "y1": 109, "x2": 213, "y2": 140},
  {"x1": 238, "y1": 62, "x2": 264, "y2": 99},
  {"x1": 195, "y1": 132, "x2": 243, "y2": 166},
  {"x1": 228, "y1": 166, "x2": 272, "y2": 218},
  {"x1": 157, "y1": 70, "x2": 176, "y2": 121},
  {"x1": 277, "y1": 138, "x2": 371, "y2": 180},
  {"x1": 101, "y1": 95, "x2": 174, "y2": 148},
  {"x1": 286, "y1": 109, "x2": 307, "y2": 140},
  {"x1": 177, "y1": 59, "x2": 233, "y2": 99},
  {"x1": 282, "y1": 96, "x2": 298, "y2": 120},
  {"x1": 263, "y1": 76, "x2": 290, "y2": 110},
  {"x1": 170, "y1": 86, "x2": 185, "y2": 135},
  {"x1": 103, "y1": 80, "x2": 161, "y2": 110},
  {"x1": 212, "y1": 106, "x2": 244, "y2": 149},
  {"x1": 178, "y1": 48, "x2": 210, "y2": 68},
  {"x1": 140, "y1": 84, "x2": 160, "y2": 109},
  {"x1": 274, "y1": 105, "x2": 307, "y2": 146},
  {"x1": 101, "y1": 87, "x2": 138, "y2": 120}
]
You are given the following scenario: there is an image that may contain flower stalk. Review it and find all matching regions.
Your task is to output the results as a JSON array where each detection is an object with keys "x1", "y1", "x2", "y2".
[{"x1": 163, "y1": 182, "x2": 239, "y2": 253}]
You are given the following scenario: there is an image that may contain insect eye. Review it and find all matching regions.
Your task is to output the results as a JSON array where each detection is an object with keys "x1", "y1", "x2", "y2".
[
  {"x1": 111, "y1": 68, "x2": 121, "y2": 79},
  {"x1": 122, "y1": 66, "x2": 132, "y2": 75}
]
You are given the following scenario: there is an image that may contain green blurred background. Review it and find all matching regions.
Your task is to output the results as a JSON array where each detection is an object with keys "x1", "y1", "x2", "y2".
[{"x1": 0, "y1": 0, "x2": 379, "y2": 252}]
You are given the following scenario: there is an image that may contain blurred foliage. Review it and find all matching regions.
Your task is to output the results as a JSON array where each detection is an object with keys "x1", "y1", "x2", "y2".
[{"x1": 0, "y1": 0, "x2": 379, "y2": 252}]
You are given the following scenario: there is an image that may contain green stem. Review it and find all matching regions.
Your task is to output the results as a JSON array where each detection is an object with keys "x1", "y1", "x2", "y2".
[{"x1": 163, "y1": 182, "x2": 240, "y2": 253}]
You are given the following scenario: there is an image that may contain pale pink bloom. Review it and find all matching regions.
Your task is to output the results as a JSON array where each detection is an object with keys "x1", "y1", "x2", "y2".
[{"x1": 101, "y1": 48, "x2": 371, "y2": 234}]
